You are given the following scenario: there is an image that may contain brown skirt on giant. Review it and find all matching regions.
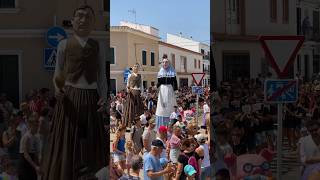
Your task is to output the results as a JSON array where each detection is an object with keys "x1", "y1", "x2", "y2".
[
  {"x1": 41, "y1": 86, "x2": 107, "y2": 180},
  {"x1": 123, "y1": 89, "x2": 144, "y2": 127}
]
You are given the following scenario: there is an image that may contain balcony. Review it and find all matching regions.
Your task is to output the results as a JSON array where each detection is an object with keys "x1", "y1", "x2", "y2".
[
  {"x1": 203, "y1": 68, "x2": 210, "y2": 74},
  {"x1": 203, "y1": 55, "x2": 210, "y2": 60}
]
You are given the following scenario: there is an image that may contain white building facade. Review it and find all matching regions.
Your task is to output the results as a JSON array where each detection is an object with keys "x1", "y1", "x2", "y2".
[
  {"x1": 159, "y1": 41, "x2": 203, "y2": 88},
  {"x1": 212, "y1": 0, "x2": 297, "y2": 83},
  {"x1": 166, "y1": 33, "x2": 210, "y2": 86},
  {"x1": 297, "y1": 0, "x2": 320, "y2": 81}
]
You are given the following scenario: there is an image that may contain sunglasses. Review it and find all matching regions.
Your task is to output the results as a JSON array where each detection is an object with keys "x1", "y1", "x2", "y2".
[{"x1": 243, "y1": 162, "x2": 270, "y2": 173}]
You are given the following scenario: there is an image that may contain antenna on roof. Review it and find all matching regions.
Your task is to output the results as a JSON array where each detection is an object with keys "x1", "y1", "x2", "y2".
[{"x1": 128, "y1": 9, "x2": 137, "y2": 28}]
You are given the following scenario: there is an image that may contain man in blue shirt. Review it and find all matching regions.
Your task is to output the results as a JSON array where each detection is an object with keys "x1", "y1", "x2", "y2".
[{"x1": 143, "y1": 139, "x2": 174, "y2": 180}]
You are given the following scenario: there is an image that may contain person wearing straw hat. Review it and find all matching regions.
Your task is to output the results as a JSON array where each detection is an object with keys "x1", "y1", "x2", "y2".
[{"x1": 155, "y1": 54, "x2": 178, "y2": 131}]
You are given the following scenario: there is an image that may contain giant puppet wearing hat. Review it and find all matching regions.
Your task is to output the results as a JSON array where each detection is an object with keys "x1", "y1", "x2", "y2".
[{"x1": 155, "y1": 54, "x2": 178, "y2": 130}]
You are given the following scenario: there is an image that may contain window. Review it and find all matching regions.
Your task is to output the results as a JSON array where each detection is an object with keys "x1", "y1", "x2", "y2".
[
  {"x1": 0, "y1": 0, "x2": 15, "y2": 8},
  {"x1": 232, "y1": 0, "x2": 236, "y2": 11},
  {"x1": 103, "y1": 0, "x2": 109, "y2": 12},
  {"x1": 313, "y1": 11, "x2": 320, "y2": 36},
  {"x1": 236, "y1": 0, "x2": 240, "y2": 24},
  {"x1": 171, "y1": 54, "x2": 176, "y2": 68},
  {"x1": 198, "y1": 60, "x2": 201, "y2": 69},
  {"x1": 151, "y1": 52, "x2": 155, "y2": 66},
  {"x1": 0, "y1": 55, "x2": 19, "y2": 107},
  {"x1": 142, "y1": 50, "x2": 147, "y2": 65},
  {"x1": 180, "y1": 56, "x2": 187, "y2": 72},
  {"x1": 203, "y1": 64, "x2": 205, "y2": 71},
  {"x1": 283, "y1": 0, "x2": 289, "y2": 23},
  {"x1": 305, "y1": 55, "x2": 309, "y2": 81},
  {"x1": 297, "y1": 8, "x2": 301, "y2": 35},
  {"x1": 270, "y1": 0, "x2": 277, "y2": 22},
  {"x1": 143, "y1": 81, "x2": 147, "y2": 89},
  {"x1": 194, "y1": 59, "x2": 197, "y2": 68},
  {"x1": 110, "y1": 47, "x2": 115, "y2": 64},
  {"x1": 297, "y1": 55, "x2": 301, "y2": 73},
  {"x1": 110, "y1": 79, "x2": 117, "y2": 95}
]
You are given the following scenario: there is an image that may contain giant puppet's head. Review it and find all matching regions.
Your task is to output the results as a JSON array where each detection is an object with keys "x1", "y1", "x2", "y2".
[{"x1": 224, "y1": 149, "x2": 274, "y2": 180}]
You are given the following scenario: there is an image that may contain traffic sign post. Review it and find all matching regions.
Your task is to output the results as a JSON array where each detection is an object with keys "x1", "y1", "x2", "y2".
[
  {"x1": 191, "y1": 73, "x2": 205, "y2": 126},
  {"x1": 43, "y1": 48, "x2": 57, "y2": 71},
  {"x1": 46, "y1": 27, "x2": 67, "y2": 48},
  {"x1": 192, "y1": 86, "x2": 204, "y2": 127},
  {"x1": 123, "y1": 68, "x2": 131, "y2": 83},
  {"x1": 191, "y1": 73, "x2": 205, "y2": 86},
  {"x1": 264, "y1": 79, "x2": 298, "y2": 103},
  {"x1": 260, "y1": 36, "x2": 304, "y2": 180}
]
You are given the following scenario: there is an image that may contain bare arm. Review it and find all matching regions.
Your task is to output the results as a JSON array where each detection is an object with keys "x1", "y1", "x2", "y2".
[
  {"x1": 147, "y1": 169, "x2": 168, "y2": 179},
  {"x1": 143, "y1": 138, "x2": 150, "y2": 152},
  {"x1": 2, "y1": 131, "x2": 14, "y2": 147},
  {"x1": 175, "y1": 162, "x2": 184, "y2": 180}
]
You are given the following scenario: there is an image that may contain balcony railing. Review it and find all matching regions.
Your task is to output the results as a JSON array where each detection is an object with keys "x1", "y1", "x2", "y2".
[
  {"x1": 203, "y1": 55, "x2": 210, "y2": 60},
  {"x1": 203, "y1": 69, "x2": 210, "y2": 73}
]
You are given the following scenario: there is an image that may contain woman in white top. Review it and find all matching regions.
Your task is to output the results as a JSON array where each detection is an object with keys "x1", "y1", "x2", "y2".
[
  {"x1": 195, "y1": 134, "x2": 212, "y2": 180},
  {"x1": 155, "y1": 54, "x2": 178, "y2": 131}
]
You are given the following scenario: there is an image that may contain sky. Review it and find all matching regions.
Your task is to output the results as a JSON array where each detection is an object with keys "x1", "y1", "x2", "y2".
[{"x1": 110, "y1": 0, "x2": 210, "y2": 44}]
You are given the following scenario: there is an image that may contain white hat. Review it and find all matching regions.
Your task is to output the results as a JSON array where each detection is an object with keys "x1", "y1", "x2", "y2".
[{"x1": 194, "y1": 134, "x2": 208, "y2": 142}]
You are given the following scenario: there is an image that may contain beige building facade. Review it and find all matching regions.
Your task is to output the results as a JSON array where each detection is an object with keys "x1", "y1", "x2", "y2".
[
  {"x1": 0, "y1": 0, "x2": 108, "y2": 106},
  {"x1": 110, "y1": 26, "x2": 160, "y2": 94}
]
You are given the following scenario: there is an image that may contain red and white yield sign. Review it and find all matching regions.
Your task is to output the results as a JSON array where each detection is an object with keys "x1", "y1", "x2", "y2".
[
  {"x1": 259, "y1": 36, "x2": 304, "y2": 78},
  {"x1": 191, "y1": 73, "x2": 205, "y2": 86}
]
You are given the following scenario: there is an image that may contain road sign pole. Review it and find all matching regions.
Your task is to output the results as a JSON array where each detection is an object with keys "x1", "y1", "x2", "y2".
[
  {"x1": 196, "y1": 93, "x2": 199, "y2": 126},
  {"x1": 277, "y1": 103, "x2": 283, "y2": 180}
]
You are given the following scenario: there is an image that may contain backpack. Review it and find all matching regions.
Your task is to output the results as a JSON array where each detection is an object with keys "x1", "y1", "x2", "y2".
[{"x1": 182, "y1": 152, "x2": 200, "y2": 176}]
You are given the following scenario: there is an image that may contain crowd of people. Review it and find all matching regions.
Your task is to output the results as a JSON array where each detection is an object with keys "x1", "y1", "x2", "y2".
[
  {"x1": 0, "y1": 89, "x2": 55, "y2": 180},
  {"x1": 5, "y1": 65, "x2": 320, "y2": 180},
  {"x1": 110, "y1": 85, "x2": 212, "y2": 180}
]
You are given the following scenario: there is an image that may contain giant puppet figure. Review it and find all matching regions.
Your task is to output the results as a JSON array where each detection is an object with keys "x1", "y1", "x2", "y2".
[
  {"x1": 123, "y1": 63, "x2": 144, "y2": 127},
  {"x1": 155, "y1": 54, "x2": 178, "y2": 130},
  {"x1": 41, "y1": 5, "x2": 107, "y2": 180}
]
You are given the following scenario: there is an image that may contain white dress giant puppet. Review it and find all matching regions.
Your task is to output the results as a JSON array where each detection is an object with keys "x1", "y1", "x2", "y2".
[{"x1": 155, "y1": 54, "x2": 178, "y2": 130}]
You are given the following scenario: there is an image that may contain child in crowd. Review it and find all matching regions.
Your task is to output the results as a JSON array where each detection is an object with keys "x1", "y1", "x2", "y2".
[
  {"x1": 113, "y1": 126, "x2": 127, "y2": 172},
  {"x1": 18, "y1": 113, "x2": 41, "y2": 180},
  {"x1": 125, "y1": 141, "x2": 134, "y2": 174}
]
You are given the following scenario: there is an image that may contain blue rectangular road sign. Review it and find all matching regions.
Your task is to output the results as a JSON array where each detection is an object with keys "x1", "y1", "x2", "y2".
[
  {"x1": 264, "y1": 79, "x2": 298, "y2": 103},
  {"x1": 192, "y1": 86, "x2": 204, "y2": 95},
  {"x1": 44, "y1": 48, "x2": 57, "y2": 71}
]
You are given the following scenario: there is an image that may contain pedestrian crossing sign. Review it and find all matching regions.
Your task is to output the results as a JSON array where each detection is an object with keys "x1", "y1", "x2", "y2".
[{"x1": 44, "y1": 48, "x2": 57, "y2": 71}]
